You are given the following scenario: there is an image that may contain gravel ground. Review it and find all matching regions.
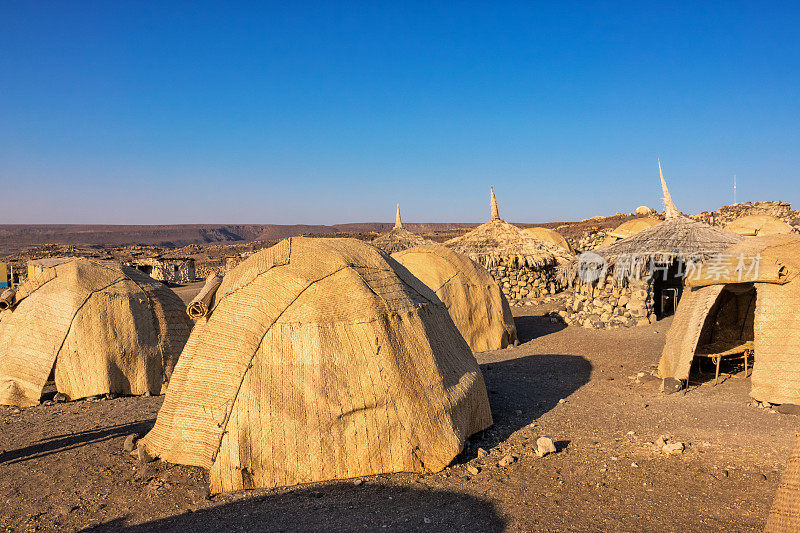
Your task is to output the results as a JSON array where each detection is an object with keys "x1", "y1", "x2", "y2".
[{"x1": 0, "y1": 305, "x2": 795, "y2": 532}]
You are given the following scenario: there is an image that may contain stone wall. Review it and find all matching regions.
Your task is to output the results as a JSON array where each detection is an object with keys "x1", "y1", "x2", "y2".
[
  {"x1": 694, "y1": 201, "x2": 799, "y2": 227},
  {"x1": 558, "y1": 275, "x2": 657, "y2": 329},
  {"x1": 131, "y1": 258, "x2": 196, "y2": 284},
  {"x1": 486, "y1": 261, "x2": 561, "y2": 306}
]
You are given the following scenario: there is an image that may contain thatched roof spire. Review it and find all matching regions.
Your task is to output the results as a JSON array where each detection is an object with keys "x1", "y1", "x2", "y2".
[
  {"x1": 395, "y1": 204, "x2": 403, "y2": 229},
  {"x1": 490, "y1": 186, "x2": 500, "y2": 221},
  {"x1": 659, "y1": 159, "x2": 681, "y2": 219}
]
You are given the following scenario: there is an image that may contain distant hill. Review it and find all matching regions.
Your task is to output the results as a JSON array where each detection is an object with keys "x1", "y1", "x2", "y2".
[{"x1": 0, "y1": 222, "x2": 479, "y2": 255}]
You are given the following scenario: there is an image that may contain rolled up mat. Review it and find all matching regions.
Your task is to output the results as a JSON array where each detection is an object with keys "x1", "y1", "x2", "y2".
[
  {"x1": 187, "y1": 274, "x2": 223, "y2": 319},
  {"x1": 0, "y1": 288, "x2": 15, "y2": 310}
]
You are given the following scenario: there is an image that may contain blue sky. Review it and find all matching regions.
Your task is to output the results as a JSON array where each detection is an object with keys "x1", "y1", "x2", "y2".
[{"x1": 1, "y1": 2, "x2": 798, "y2": 224}]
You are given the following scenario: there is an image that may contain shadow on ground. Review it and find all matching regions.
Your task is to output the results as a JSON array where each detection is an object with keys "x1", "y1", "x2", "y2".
[
  {"x1": 464, "y1": 352, "x2": 592, "y2": 458},
  {"x1": 82, "y1": 482, "x2": 505, "y2": 533},
  {"x1": 513, "y1": 314, "x2": 566, "y2": 343},
  {"x1": 0, "y1": 419, "x2": 154, "y2": 465}
]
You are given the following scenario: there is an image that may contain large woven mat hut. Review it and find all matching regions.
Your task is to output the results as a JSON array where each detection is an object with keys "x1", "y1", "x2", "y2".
[
  {"x1": 139, "y1": 237, "x2": 492, "y2": 494},
  {"x1": 445, "y1": 187, "x2": 567, "y2": 304},
  {"x1": 0, "y1": 258, "x2": 191, "y2": 407},
  {"x1": 658, "y1": 234, "x2": 800, "y2": 402},
  {"x1": 393, "y1": 244, "x2": 518, "y2": 352},
  {"x1": 559, "y1": 161, "x2": 743, "y2": 329},
  {"x1": 765, "y1": 431, "x2": 800, "y2": 532},
  {"x1": 371, "y1": 204, "x2": 432, "y2": 253},
  {"x1": 724, "y1": 214, "x2": 795, "y2": 237}
]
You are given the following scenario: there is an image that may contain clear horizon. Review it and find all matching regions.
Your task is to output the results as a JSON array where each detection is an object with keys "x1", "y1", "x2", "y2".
[{"x1": 2, "y1": 2, "x2": 798, "y2": 225}]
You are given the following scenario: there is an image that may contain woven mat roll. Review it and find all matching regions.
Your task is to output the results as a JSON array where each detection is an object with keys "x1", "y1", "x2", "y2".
[
  {"x1": 0, "y1": 289, "x2": 15, "y2": 310},
  {"x1": 187, "y1": 274, "x2": 223, "y2": 319}
]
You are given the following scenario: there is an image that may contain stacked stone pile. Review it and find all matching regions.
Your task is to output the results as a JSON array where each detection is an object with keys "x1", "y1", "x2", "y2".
[
  {"x1": 557, "y1": 275, "x2": 657, "y2": 329},
  {"x1": 486, "y1": 261, "x2": 562, "y2": 306}
]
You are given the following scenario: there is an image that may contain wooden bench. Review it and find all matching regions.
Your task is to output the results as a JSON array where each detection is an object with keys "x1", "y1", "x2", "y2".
[{"x1": 695, "y1": 340, "x2": 755, "y2": 385}]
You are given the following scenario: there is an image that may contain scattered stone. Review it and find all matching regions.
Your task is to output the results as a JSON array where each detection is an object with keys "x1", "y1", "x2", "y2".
[
  {"x1": 11, "y1": 407, "x2": 21, "y2": 414},
  {"x1": 498, "y1": 455, "x2": 517, "y2": 467},
  {"x1": 661, "y1": 377, "x2": 683, "y2": 394},
  {"x1": 631, "y1": 462, "x2": 638, "y2": 467},
  {"x1": 53, "y1": 392, "x2": 68, "y2": 403},
  {"x1": 353, "y1": 479, "x2": 363, "y2": 486},
  {"x1": 477, "y1": 448, "x2": 489, "y2": 458},
  {"x1": 558, "y1": 398, "x2": 566, "y2": 404},
  {"x1": 536, "y1": 437, "x2": 557, "y2": 457},
  {"x1": 466, "y1": 465, "x2": 480, "y2": 475},
  {"x1": 137, "y1": 446, "x2": 156, "y2": 464},
  {"x1": 662, "y1": 442, "x2": 685, "y2": 455},
  {"x1": 123, "y1": 434, "x2": 139, "y2": 452},
  {"x1": 657, "y1": 435, "x2": 670, "y2": 447}
]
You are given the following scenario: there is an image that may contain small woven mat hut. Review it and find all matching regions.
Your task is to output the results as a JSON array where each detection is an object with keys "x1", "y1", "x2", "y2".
[
  {"x1": 139, "y1": 237, "x2": 492, "y2": 494},
  {"x1": 599, "y1": 217, "x2": 661, "y2": 247},
  {"x1": 521, "y1": 227, "x2": 573, "y2": 253},
  {"x1": 724, "y1": 214, "x2": 795, "y2": 237},
  {"x1": 371, "y1": 204, "x2": 433, "y2": 253},
  {"x1": 0, "y1": 258, "x2": 191, "y2": 406},
  {"x1": 445, "y1": 187, "x2": 564, "y2": 268},
  {"x1": 393, "y1": 244, "x2": 517, "y2": 351},
  {"x1": 658, "y1": 234, "x2": 800, "y2": 404}
]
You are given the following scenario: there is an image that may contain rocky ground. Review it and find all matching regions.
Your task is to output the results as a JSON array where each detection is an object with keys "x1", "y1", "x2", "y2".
[{"x1": 0, "y1": 304, "x2": 796, "y2": 532}]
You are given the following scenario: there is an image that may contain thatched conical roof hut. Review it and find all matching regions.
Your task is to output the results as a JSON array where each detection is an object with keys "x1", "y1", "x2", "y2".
[
  {"x1": 445, "y1": 187, "x2": 558, "y2": 269},
  {"x1": 393, "y1": 244, "x2": 517, "y2": 352},
  {"x1": 0, "y1": 258, "x2": 192, "y2": 406},
  {"x1": 371, "y1": 204, "x2": 432, "y2": 253},
  {"x1": 139, "y1": 237, "x2": 492, "y2": 494}
]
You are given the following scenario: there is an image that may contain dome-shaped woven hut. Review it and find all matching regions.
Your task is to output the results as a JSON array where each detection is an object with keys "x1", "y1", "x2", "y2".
[
  {"x1": 0, "y1": 258, "x2": 192, "y2": 407},
  {"x1": 560, "y1": 161, "x2": 743, "y2": 329},
  {"x1": 724, "y1": 214, "x2": 794, "y2": 237},
  {"x1": 392, "y1": 244, "x2": 517, "y2": 352},
  {"x1": 521, "y1": 227, "x2": 573, "y2": 253},
  {"x1": 445, "y1": 187, "x2": 567, "y2": 304},
  {"x1": 599, "y1": 217, "x2": 661, "y2": 247},
  {"x1": 658, "y1": 234, "x2": 800, "y2": 402},
  {"x1": 139, "y1": 237, "x2": 492, "y2": 494},
  {"x1": 371, "y1": 204, "x2": 432, "y2": 253}
]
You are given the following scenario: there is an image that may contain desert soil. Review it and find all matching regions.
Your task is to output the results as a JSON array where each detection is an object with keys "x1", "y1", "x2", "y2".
[{"x1": 0, "y1": 303, "x2": 795, "y2": 532}]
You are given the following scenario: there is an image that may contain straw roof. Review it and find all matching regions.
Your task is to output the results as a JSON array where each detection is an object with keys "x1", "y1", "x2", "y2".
[
  {"x1": 0, "y1": 258, "x2": 191, "y2": 406},
  {"x1": 445, "y1": 187, "x2": 560, "y2": 268},
  {"x1": 599, "y1": 217, "x2": 661, "y2": 246},
  {"x1": 371, "y1": 204, "x2": 432, "y2": 253},
  {"x1": 724, "y1": 214, "x2": 795, "y2": 237},
  {"x1": 521, "y1": 227, "x2": 573, "y2": 252},
  {"x1": 393, "y1": 244, "x2": 517, "y2": 351},
  {"x1": 659, "y1": 234, "x2": 800, "y2": 404},
  {"x1": 140, "y1": 237, "x2": 492, "y2": 494}
]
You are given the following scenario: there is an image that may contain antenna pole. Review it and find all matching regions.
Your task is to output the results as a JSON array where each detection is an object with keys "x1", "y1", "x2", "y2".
[{"x1": 733, "y1": 174, "x2": 737, "y2": 204}]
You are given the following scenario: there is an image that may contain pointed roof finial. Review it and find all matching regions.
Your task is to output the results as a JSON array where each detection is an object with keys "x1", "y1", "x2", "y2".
[
  {"x1": 490, "y1": 186, "x2": 501, "y2": 221},
  {"x1": 658, "y1": 159, "x2": 681, "y2": 219},
  {"x1": 395, "y1": 203, "x2": 403, "y2": 229}
]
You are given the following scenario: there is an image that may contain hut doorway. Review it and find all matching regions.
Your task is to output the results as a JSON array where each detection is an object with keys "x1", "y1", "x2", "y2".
[
  {"x1": 691, "y1": 283, "x2": 757, "y2": 382},
  {"x1": 653, "y1": 260, "x2": 684, "y2": 319},
  {"x1": 136, "y1": 265, "x2": 154, "y2": 277}
]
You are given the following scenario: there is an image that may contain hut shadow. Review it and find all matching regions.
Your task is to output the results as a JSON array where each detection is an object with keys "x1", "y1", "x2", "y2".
[
  {"x1": 513, "y1": 314, "x2": 566, "y2": 343},
  {"x1": 464, "y1": 353, "x2": 591, "y2": 457},
  {"x1": 81, "y1": 482, "x2": 505, "y2": 533},
  {"x1": 0, "y1": 419, "x2": 154, "y2": 465}
]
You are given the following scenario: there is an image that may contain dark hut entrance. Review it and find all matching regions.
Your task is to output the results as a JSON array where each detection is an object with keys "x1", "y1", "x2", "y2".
[
  {"x1": 690, "y1": 283, "x2": 756, "y2": 383},
  {"x1": 653, "y1": 260, "x2": 684, "y2": 319},
  {"x1": 136, "y1": 265, "x2": 154, "y2": 277}
]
